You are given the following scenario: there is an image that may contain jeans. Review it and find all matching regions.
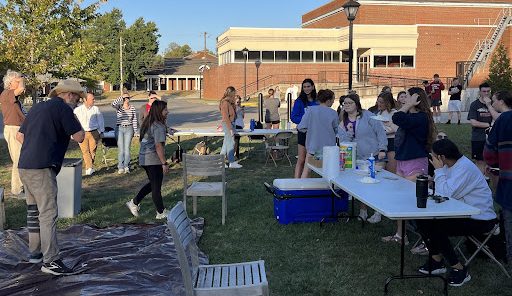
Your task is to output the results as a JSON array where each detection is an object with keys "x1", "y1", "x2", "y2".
[
  {"x1": 134, "y1": 165, "x2": 165, "y2": 213},
  {"x1": 220, "y1": 122, "x2": 235, "y2": 163},
  {"x1": 234, "y1": 125, "x2": 243, "y2": 159},
  {"x1": 19, "y1": 168, "x2": 60, "y2": 263},
  {"x1": 503, "y1": 208, "x2": 512, "y2": 262},
  {"x1": 117, "y1": 125, "x2": 134, "y2": 170}
]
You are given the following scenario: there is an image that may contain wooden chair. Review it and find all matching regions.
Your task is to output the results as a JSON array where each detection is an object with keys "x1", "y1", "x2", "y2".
[
  {"x1": 264, "y1": 131, "x2": 293, "y2": 167},
  {"x1": 183, "y1": 154, "x2": 227, "y2": 225},
  {"x1": 167, "y1": 201, "x2": 269, "y2": 296}
]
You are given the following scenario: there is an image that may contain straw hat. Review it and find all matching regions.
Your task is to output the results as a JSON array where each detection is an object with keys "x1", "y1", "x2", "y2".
[{"x1": 48, "y1": 79, "x2": 85, "y2": 98}]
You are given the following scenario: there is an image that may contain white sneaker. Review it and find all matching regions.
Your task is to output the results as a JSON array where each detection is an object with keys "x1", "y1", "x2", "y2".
[
  {"x1": 117, "y1": 169, "x2": 124, "y2": 174},
  {"x1": 126, "y1": 199, "x2": 140, "y2": 217},
  {"x1": 85, "y1": 168, "x2": 95, "y2": 175},
  {"x1": 359, "y1": 209, "x2": 368, "y2": 221},
  {"x1": 367, "y1": 212, "x2": 382, "y2": 224},
  {"x1": 124, "y1": 167, "x2": 130, "y2": 174},
  {"x1": 228, "y1": 162, "x2": 243, "y2": 169},
  {"x1": 155, "y1": 209, "x2": 169, "y2": 219}
]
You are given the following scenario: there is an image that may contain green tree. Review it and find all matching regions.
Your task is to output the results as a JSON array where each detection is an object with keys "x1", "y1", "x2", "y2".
[
  {"x1": 164, "y1": 42, "x2": 192, "y2": 58},
  {"x1": 487, "y1": 42, "x2": 512, "y2": 91},
  {"x1": 123, "y1": 18, "x2": 160, "y2": 83},
  {"x1": 0, "y1": 0, "x2": 102, "y2": 94}
]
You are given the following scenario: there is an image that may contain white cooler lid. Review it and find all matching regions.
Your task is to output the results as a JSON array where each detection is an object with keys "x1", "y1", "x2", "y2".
[{"x1": 273, "y1": 178, "x2": 330, "y2": 190}]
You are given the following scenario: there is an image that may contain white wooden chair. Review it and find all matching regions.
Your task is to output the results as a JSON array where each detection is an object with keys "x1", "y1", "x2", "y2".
[
  {"x1": 167, "y1": 201, "x2": 270, "y2": 296},
  {"x1": 183, "y1": 154, "x2": 227, "y2": 225},
  {"x1": 264, "y1": 131, "x2": 294, "y2": 167}
]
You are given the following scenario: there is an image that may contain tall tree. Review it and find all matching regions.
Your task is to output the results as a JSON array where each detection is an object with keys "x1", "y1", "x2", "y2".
[
  {"x1": 0, "y1": 0, "x2": 102, "y2": 93},
  {"x1": 123, "y1": 18, "x2": 160, "y2": 83},
  {"x1": 487, "y1": 42, "x2": 512, "y2": 91},
  {"x1": 164, "y1": 42, "x2": 192, "y2": 58}
]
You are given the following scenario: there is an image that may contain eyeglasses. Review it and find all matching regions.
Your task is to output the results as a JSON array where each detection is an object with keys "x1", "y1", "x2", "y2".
[
  {"x1": 343, "y1": 101, "x2": 355, "y2": 106},
  {"x1": 437, "y1": 135, "x2": 448, "y2": 139},
  {"x1": 481, "y1": 90, "x2": 491, "y2": 93}
]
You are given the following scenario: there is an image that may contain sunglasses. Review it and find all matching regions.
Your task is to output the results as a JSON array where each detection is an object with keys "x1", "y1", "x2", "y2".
[{"x1": 437, "y1": 135, "x2": 448, "y2": 139}]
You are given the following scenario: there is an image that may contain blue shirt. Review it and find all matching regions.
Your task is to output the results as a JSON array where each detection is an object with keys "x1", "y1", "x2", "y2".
[
  {"x1": 392, "y1": 111, "x2": 429, "y2": 161},
  {"x1": 18, "y1": 97, "x2": 83, "y2": 173},
  {"x1": 290, "y1": 98, "x2": 318, "y2": 124}
]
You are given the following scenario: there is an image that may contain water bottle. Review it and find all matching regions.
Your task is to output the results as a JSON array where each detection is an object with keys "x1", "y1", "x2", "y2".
[
  {"x1": 416, "y1": 175, "x2": 429, "y2": 208},
  {"x1": 250, "y1": 119, "x2": 255, "y2": 131},
  {"x1": 368, "y1": 153, "x2": 376, "y2": 179}
]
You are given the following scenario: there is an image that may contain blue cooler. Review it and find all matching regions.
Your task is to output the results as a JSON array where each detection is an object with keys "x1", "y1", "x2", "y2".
[{"x1": 270, "y1": 178, "x2": 348, "y2": 224}]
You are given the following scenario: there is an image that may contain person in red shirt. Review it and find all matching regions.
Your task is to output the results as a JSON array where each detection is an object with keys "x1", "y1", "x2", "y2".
[
  {"x1": 429, "y1": 74, "x2": 445, "y2": 123},
  {"x1": 139, "y1": 91, "x2": 161, "y2": 123}
]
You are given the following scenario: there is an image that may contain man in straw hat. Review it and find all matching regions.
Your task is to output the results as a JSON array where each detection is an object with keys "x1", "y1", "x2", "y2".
[{"x1": 15, "y1": 79, "x2": 85, "y2": 275}]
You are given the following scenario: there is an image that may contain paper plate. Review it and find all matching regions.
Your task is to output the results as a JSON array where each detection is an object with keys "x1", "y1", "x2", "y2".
[{"x1": 359, "y1": 177, "x2": 381, "y2": 184}]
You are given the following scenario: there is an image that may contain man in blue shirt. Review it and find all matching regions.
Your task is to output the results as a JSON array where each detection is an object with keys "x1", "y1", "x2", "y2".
[{"x1": 16, "y1": 79, "x2": 84, "y2": 275}]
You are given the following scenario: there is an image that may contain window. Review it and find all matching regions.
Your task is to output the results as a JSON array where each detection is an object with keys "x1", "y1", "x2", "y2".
[
  {"x1": 316, "y1": 51, "x2": 323, "y2": 62},
  {"x1": 401, "y1": 56, "x2": 414, "y2": 67},
  {"x1": 248, "y1": 51, "x2": 260, "y2": 62},
  {"x1": 388, "y1": 56, "x2": 401, "y2": 68},
  {"x1": 289, "y1": 51, "x2": 300, "y2": 62},
  {"x1": 341, "y1": 51, "x2": 350, "y2": 63},
  {"x1": 374, "y1": 56, "x2": 387, "y2": 68},
  {"x1": 323, "y1": 51, "x2": 332, "y2": 62},
  {"x1": 234, "y1": 51, "x2": 245, "y2": 62},
  {"x1": 262, "y1": 51, "x2": 274, "y2": 62},
  {"x1": 333, "y1": 51, "x2": 340, "y2": 63},
  {"x1": 275, "y1": 51, "x2": 287, "y2": 62},
  {"x1": 301, "y1": 51, "x2": 313, "y2": 62}
]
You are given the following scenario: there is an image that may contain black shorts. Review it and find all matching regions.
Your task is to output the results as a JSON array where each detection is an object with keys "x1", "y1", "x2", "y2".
[
  {"x1": 431, "y1": 99, "x2": 442, "y2": 107},
  {"x1": 265, "y1": 120, "x2": 280, "y2": 124},
  {"x1": 471, "y1": 141, "x2": 485, "y2": 161},
  {"x1": 387, "y1": 138, "x2": 395, "y2": 152},
  {"x1": 297, "y1": 131, "x2": 307, "y2": 146}
]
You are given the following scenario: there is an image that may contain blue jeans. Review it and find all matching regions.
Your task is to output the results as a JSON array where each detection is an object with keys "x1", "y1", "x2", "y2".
[
  {"x1": 503, "y1": 208, "x2": 512, "y2": 262},
  {"x1": 116, "y1": 125, "x2": 134, "y2": 170},
  {"x1": 221, "y1": 122, "x2": 235, "y2": 163}
]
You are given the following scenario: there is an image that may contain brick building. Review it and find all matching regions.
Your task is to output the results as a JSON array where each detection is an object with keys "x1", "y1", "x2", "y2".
[{"x1": 203, "y1": 0, "x2": 512, "y2": 99}]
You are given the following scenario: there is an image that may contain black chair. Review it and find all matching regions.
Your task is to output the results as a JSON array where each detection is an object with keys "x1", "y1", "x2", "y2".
[{"x1": 101, "y1": 126, "x2": 117, "y2": 165}]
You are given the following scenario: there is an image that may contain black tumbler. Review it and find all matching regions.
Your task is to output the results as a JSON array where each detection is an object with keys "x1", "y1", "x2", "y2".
[{"x1": 416, "y1": 175, "x2": 429, "y2": 208}]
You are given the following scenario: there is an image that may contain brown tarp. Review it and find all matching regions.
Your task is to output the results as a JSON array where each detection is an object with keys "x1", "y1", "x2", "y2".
[{"x1": 0, "y1": 219, "x2": 207, "y2": 296}]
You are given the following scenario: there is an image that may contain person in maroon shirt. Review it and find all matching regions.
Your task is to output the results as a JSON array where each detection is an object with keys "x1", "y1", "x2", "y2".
[
  {"x1": 0, "y1": 70, "x2": 26, "y2": 196},
  {"x1": 429, "y1": 74, "x2": 445, "y2": 123}
]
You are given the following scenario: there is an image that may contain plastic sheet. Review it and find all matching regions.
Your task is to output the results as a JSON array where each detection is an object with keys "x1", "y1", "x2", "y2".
[{"x1": 0, "y1": 219, "x2": 207, "y2": 296}]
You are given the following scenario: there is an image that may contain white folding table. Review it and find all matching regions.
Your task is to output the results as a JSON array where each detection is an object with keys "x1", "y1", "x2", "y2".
[{"x1": 307, "y1": 163, "x2": 480, "y2": 295}]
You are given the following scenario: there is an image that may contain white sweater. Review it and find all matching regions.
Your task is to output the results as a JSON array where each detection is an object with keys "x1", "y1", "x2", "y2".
[{"x1": 434, "y1": 156, "x2": 496, "y2": 220}]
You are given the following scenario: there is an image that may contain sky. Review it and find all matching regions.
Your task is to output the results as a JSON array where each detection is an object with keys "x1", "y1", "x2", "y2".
[{"x1": 97, "y1": 0, "x2": 331, "y2": 54}]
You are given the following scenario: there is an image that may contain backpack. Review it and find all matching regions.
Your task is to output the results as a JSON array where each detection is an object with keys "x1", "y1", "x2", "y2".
[{"x1": 192, "y1": 141, "x2": 210, "y2": 155}]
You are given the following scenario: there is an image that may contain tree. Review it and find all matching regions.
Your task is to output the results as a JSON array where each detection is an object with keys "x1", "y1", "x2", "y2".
[
  {"x1": 123, "y1": 18, "x2": 160, "y2": 83},
  {"x1": 164, "y1": 42, "x2": 192, "y2": 58},
  {"x1": 487, "y1": 42, "x2": 512, "y2": 91},
  {"x1": 0, "y1": 0, "x2": 102, "y2": 95}
]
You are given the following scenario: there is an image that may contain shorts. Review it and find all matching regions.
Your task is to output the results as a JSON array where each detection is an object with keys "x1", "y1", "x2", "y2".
[
  {"x1": 396, "y1": 157, "x2": 428, "y2": 178},
  {"x1": 471, "y1": 141, "x2": 485, "y2": 161},
  {"x1": 265, "y1": 120, "x2": 280, "y2": 124},
  {"x1": 448, "y1": 100, "x2": 462, "y2": 112},
  {"x1": 387, "y1": 137, "x2": 395, "y2": 152},
  {"x1": 297, "y1": 131, "x2": 307, "y2": 146},
  {"x1": 431, "y1": 99, "x2": 442, "y2": 107}
]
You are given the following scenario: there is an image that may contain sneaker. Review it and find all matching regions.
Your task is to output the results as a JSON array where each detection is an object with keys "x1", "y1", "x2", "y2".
[
  {"x1": 155, "y1": 209, "x2": 169, "y2": 219},
  {"x1": 29, "y1": 252, "x2": 43, "y2": 264},
  {"x1": 228, "y1": 162, "x2": 243, "y2": 169},
  {"x1": 457, "y1": 120, "x2": 461, "y2": 125},
  {"x1": 381, "y1": 234, "x2": 409, "y2": 245},
  {"x1": 85, "y1": 168, "x2": 95, "y2": 176},
  {"x1": 41, "y1": 259, "x2": 75, "y2": 275},
  {"x1": 411, "y1": 242, "x2": 429, "y2": 256},
  {"x1": 367, "y1": 212, "x2": 381, "y2": 224},
  {"x1": 117, "y1": 169, "x2": 124, "y2": 174},
  {"x1": 418, "y1": 258, "x2": 447, "y2": 275},
  {"x1": 448, "y1": 266, "x2": 471, "y2": 287},
  {"x1": 125, "y1": 199, "x2": 140, "y2": 217},
  {"x1": 359, "y1": 209, "x2": 368, "y2": 221},
  {"x1": 124, "y1": 167, "x2": 130, "y2": 173},
  {"x1": 445, "y1": 120, "x2": 451, "y2": 124}
]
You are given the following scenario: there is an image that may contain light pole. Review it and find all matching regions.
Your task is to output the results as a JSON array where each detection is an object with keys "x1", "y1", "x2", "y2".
[
  {"x1": 255, "y1": 59, "x2": 261, "y2": 92},
  {"x1": 343, "y1": 0, "x2": 360, "y2": 91},
  {"x1": 242, "y1": 47, "x2": 249, "y2": 100}
]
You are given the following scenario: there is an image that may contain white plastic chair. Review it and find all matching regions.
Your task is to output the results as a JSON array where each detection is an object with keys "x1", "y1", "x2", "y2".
[{"x1": 167, "y1": 201, "x2": 270, "y2": 296}]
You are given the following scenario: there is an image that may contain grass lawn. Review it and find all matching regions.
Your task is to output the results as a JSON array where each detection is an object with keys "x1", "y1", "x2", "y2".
[{"x1": 1, "y1": 123, "x2": 510, "y2": 296}]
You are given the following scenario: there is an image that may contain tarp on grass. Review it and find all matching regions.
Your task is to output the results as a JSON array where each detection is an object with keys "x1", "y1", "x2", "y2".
[{"x1": 0, "y1": 219, "x2": 207, "y2": 296}]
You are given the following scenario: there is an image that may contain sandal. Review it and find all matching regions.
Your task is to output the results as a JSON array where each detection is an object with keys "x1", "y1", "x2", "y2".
[{"x1": 381, "y1": 234, "x2": 409, "y2": 245}]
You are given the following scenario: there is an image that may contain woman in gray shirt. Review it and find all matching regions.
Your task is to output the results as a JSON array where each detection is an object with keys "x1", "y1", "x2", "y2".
[
  {"x1": 126, "y1": 100, "x2": 169, "y2": 220},
  {"x1": 264, "y1": 88, "x2": 280, "y2": 129}
]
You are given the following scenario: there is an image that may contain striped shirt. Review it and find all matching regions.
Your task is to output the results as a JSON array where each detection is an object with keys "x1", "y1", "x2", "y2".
[{"x1": 112, "y1": 97, "x2": 138, "y2": 133}]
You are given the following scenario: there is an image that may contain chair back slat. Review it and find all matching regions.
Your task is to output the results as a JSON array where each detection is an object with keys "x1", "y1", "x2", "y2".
[
  {"x1": 184, "y1": 154, "x2": 224, "y2": 177},
  {"x1": 274, "y1": 131, "x2": 293, "y2": 141}
]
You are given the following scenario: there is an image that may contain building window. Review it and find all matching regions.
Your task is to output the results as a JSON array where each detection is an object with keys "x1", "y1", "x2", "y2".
[
  {"x1": 324, "y1": 51, "x2": 332, "y2": 63},
  {"x1": 316, "y1": 51, "x2": 323, "y2": 62},
  {"x1": 301, "y1": 51, "x2": 313, "y2": 62},
  {"x1": 374, "y1": 56, "x2": 387, "y2": 68},
  {"x1": 289, "y1": 51, "x2": 300, "y2": 62},
  {"x1": 275, "y1": 51, "x2": 287, "y2": 62},
  {"x1": 388, "y1": 56, "x2": 401, "y2": 68},
  {"x1": 262, "y1": 51, "x2": 274, "y2": 62},
  {"x1": 341, "y1": 51, "x2": 349, "y2": 63},
  {"x1": 333, "y1": 51, "x2": 340, "y2": 63},
  {"x1": 248, "y1": 51, "x2": 260, "y2": 62},
  {"x1": 401, "y1": 56, "x2": 414, "y2": 67},
  {"x1": 234, "y1": 51, "x2": 245, "y2": 62}
]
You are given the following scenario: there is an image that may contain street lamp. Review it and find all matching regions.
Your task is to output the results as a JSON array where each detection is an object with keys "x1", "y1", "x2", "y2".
[
  {"x1": 242, "y1": 47, "x2": 249, "y2": 100},
  {"x1": 255, "y1": 59, "x2": 261, "y2": 92},
  {"x1": 343, "y1": 0, "x2": 360, "y2": 91}
]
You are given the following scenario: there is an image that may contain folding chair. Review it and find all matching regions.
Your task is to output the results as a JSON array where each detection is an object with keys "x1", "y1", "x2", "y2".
[
  {"x1": 454, "y1": 223, "x2": 511, "y2": 278},
  {"x1": 101, "y1": 126, "x2": 117, "y2": 165},
  {"x1": 264, "y1": 131, "x2": 293, "y2": 167}
]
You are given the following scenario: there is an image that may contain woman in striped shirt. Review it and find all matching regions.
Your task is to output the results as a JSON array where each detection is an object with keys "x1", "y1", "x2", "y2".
[{"x1": 112, "y1": 93, "x2": 138, "y2": 174}]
